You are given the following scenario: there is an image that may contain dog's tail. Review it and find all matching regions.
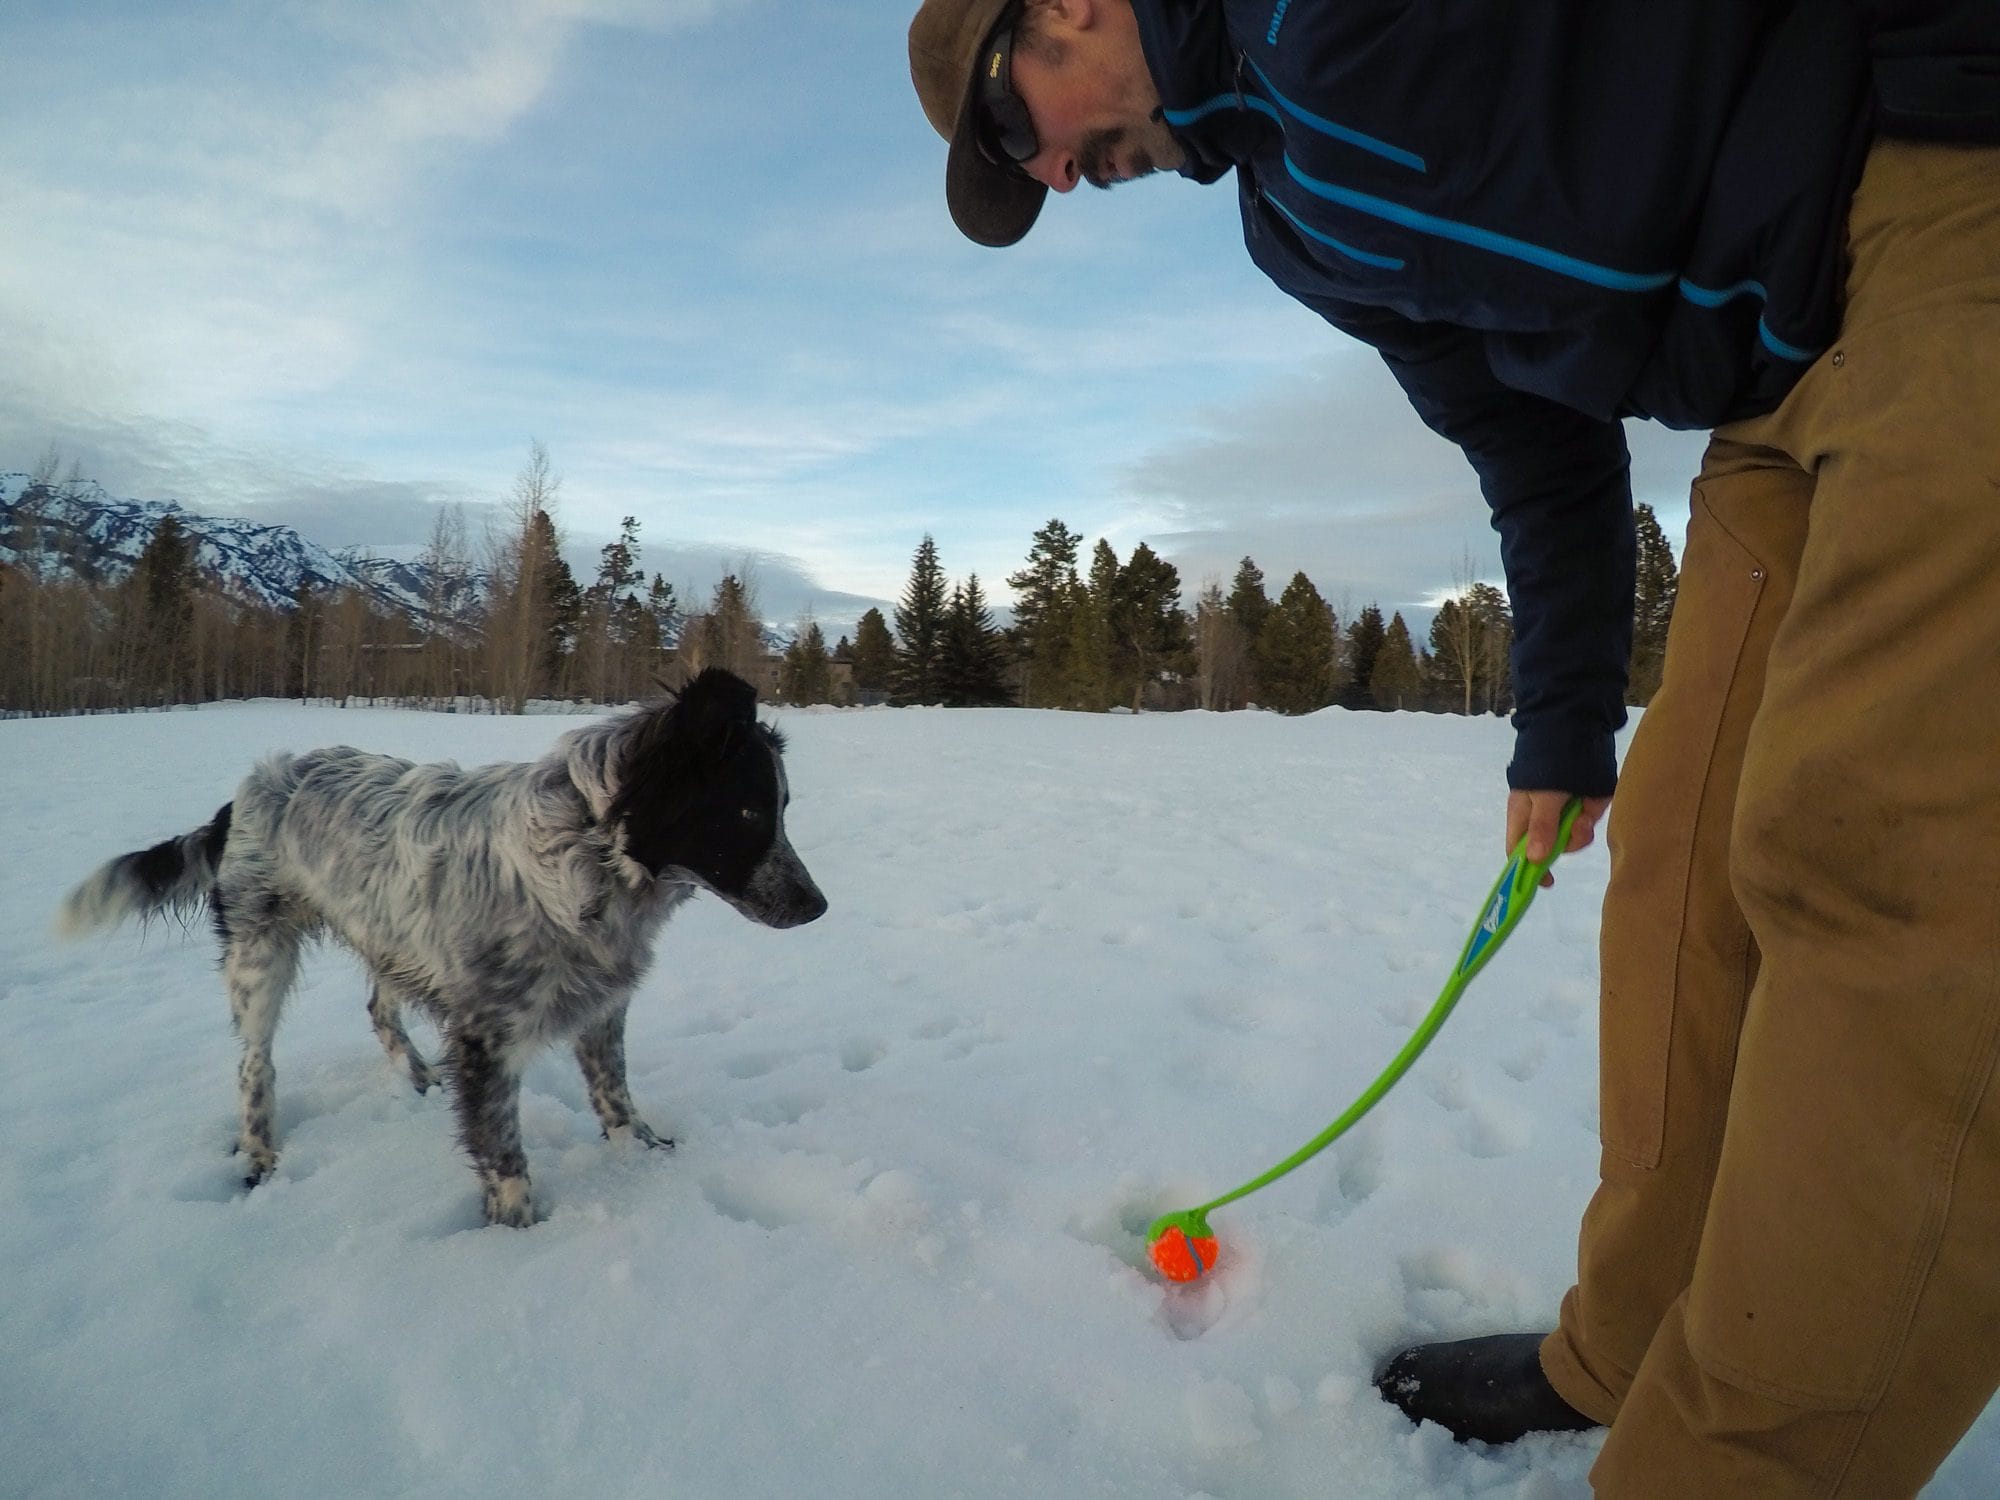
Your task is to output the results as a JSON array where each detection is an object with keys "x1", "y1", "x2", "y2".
[{"x1": 56, "y1": 803, "x2": 234, "y2": 938}]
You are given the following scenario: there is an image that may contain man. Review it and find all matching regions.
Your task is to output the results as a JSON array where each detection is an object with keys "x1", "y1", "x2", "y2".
[{"x1": 910, "y1": 1, "x2": 2000, "y2": 1492}]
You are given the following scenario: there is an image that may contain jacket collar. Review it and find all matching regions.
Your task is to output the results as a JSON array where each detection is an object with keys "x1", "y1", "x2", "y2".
[{"x1": 1129, "y1": 0, "x2": 1244, "y2": 184}]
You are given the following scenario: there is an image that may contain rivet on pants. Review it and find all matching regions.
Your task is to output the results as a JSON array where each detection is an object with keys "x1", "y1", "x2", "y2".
[
  {"x1": 1751, "y1": 568, "x2": 1765, "y2": 581},
  {"x1": 1831, "y1": 350, "x2": 1846, "y2": 367}
]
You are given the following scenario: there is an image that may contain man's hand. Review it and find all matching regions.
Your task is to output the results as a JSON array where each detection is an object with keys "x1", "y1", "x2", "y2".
[{"x1": 1506, "y1": 789, "x2": 1612, "y2": 888}]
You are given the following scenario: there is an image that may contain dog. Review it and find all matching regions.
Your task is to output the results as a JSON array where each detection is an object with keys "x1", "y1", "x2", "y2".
[{"x1": 57, "y1": 667, "x2": 826, "y2": 1226}]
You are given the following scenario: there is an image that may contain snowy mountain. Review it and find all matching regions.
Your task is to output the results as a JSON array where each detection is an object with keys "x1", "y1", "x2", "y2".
[
  {"x1": 0, "y1": 473, "x2": 484, "y2": 626},
  {"x1": 0, "y1": 474, "x2": 808, "y2": 650}
]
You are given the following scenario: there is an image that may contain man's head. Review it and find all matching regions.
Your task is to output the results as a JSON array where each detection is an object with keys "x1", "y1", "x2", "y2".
[{"x1": 909, "y1": 0, "x2": 1183, "y2": 248}]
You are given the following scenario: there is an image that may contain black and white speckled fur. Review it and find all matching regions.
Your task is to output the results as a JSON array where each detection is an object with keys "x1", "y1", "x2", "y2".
[{"x1": 56, "y1": 668, "x2": 825, "y2": 1226}]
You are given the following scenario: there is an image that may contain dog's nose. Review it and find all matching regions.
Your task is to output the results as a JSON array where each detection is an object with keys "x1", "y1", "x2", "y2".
[{"x1": 788, "y1": 885, "x2": 828, "y2": 927}]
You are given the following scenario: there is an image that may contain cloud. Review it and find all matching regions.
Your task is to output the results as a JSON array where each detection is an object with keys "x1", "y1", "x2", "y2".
[
  {"x1": 1, "y1": 0, "x2": 1718, "y2": 657},
  {"x1": 1120, "y1": 347, "x2": 1711, "y2": 620},
  {"x1": 0, "y1": 1, "x2": 741, "y2": 423},
  {"x1": 633, "y1": 543, "x2": 891, "y2": 643}
]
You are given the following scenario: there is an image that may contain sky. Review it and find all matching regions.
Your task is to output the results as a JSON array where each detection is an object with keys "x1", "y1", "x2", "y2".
[{"x1": 0, "y1": 0, "x2": 1709, "y2": 639}]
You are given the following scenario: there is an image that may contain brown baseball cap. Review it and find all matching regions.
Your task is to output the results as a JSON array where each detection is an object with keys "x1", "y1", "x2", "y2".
[{"x1": 909, "y1": 0, "x2": 1047, "y2": 248}]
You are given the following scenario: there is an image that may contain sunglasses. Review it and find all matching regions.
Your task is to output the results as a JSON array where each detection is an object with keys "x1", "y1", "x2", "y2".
[{"x1": 975, "y1": 15, "x2": 1039, "y2": 170}]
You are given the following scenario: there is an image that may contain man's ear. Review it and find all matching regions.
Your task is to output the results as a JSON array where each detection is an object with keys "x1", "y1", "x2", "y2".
[{"x1": 1054, "y1": 0, "x2": 1095, "y2": 33}]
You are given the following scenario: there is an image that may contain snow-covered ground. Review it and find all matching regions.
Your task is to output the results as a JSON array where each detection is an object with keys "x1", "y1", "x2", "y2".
[{"x1": 3, "y1": 702, "x2": 1992, "y2": 1499}]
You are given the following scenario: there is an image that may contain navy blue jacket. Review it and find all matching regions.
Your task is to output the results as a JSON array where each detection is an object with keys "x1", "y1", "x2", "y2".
[{"x1": 1130, "y1": 0, "x2": 1992, "y2": 794}]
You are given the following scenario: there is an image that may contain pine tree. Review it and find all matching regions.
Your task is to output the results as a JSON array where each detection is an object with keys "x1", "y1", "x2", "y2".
[
  {"x1": 645, "y1": 573, "x2": 677, "y2": 633},
  {"x1": 938, "y1": 582, "x2": 971, "y2": 707},
  {"x1": 939, "y1": 574, "x2": 1011, "y2": 707},
  {"x1": 892, "y1": 535, "x2": 949, "y2": 705},
  {"x1": 1370, "y1": 612, "x2": 1424, "y2": 710},
  {"x1": 1226, "y1": 556, "x2": 1270, "y2": 706},
  {"x1": 851, "y1": 608, "x2": 896, "y2": 697},
  {"x1": 520, "y1": 509, "x2": 580, "y2": 698},
  {"x1": 1107, "y1": 542, "x2": 1188, "y2": 710},
  {"x1": 1226, "y1": 557, "x2": 1270, "y2": 639},
  {"x1": 580, "y1": 516, "x2": 643, "y2": 702},
  {"x1": 597, "y1": 517, "x2": 642, "y2": 600},
  {"x1": 1629, "y1": 502, "x2": 1679, "y2": 705},
  {"x1": 124, "y1": 514, "x2": 200, "y2": 706},
  {"x1": 778, "y1": 619, "x2": 834, "y2": 704},
  {"x1": 1005, "y1": 519, "x2": 1081, "y2": 707},
  {"x1": 486, "y1": 441, "x2": 567, "y2": 712},
  {"x1": 1343, "y1": 604, "x2": 1387, "y2": 709},
  {"x1": 1255, "y1": 571, "x2": 1338, "y2": 714},
  {"x1": 964, "y1": 574, "x2": 1011, "y2": 704},
  {"x1": 1061, "y1": 578, "x2": 1114, "y2": 709},
  {"x1": 1083, "y1": 540, "x2": 1125, "y2": 703},
  {"x1": 645, "y1": 574, "x2": 678, "y2": 661},
  {"x1": 1086, "y1": 538, "x2": 1119, "y2": 599}
]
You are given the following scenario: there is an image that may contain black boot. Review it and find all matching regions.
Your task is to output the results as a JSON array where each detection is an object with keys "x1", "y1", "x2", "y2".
[{"x1": 1375, "y1": 1333, "x2": 1602, "y2": 1445}]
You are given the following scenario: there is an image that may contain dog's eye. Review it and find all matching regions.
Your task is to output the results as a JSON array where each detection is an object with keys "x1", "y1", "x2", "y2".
[{"x1": 740, "y1": 806, "x2": 762, "y2": 822}]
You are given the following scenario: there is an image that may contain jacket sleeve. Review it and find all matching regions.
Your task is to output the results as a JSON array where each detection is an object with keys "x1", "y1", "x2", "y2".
[
  {"x1": 1310, "y1": 299, "x2": 1636, "y2": 795},
  {"x1": 1849, "y1": 0, "x2": 2000, "y2": 142}
]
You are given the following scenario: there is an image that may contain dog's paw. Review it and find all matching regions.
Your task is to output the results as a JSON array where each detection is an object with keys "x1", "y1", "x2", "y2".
[
  {"x1": 238, "y1": 1147, "x2": 278, "y2": 1189},
  {"x1": 409, "y1": 1059, "x2": 438, "y2": 1095},
  {"x1": 482, "y1": 1175, "x2": 536, "y2": 1228},
  {"x1": 633, "y1": 1121, "x2": 676, "y2": 1151},
  {"x1": 607, "y1": 1121, "x2": 676, "y2": 1151}
]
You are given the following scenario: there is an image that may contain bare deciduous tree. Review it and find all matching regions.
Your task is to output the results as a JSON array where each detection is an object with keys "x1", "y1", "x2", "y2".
[
  {"x1": 419, "y1": 503, "x2": 473, "y2": 706},
  {"x1": 485, "y1": 441, "x2": 563, "y2": 713},
  {"x1": 1193, "y1": 579, "x2": 1248, "y2": 711}
]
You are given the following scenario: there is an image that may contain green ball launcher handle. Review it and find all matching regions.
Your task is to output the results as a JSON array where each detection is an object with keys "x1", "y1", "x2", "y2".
[{"x1": 1147, "y1": 799, "x2": 1584, "y2": 1250}]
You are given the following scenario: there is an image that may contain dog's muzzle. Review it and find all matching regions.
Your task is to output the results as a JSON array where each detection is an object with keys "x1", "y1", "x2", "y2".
[{"x1": 735, "y1": 842, "x2": 827, "y2": 929}]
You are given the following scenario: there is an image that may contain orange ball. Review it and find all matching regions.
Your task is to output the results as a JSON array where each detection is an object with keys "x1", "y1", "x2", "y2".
[{"x1": 1150, "y1": 1225, "x2": 1221, "y2": 1282}]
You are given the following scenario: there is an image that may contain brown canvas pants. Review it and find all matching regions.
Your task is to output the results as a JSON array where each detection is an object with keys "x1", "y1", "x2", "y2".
[{"x1": 1536, "y1": 139, "x2": 2000, "y2": 1495}]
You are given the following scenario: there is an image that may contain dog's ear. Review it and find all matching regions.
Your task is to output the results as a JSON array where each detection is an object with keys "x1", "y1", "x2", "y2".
[
  {"x1": 673, "y1": 669, "x2": 758, "y2": 757},
  {"x1": 610, "y1": 668, "x2": 757, "y2": 797}
]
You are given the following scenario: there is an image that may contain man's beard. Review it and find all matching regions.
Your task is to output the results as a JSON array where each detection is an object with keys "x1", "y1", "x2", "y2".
[{"x1": 1080, "y1": 127, "x2": 1155, "y2": 190}]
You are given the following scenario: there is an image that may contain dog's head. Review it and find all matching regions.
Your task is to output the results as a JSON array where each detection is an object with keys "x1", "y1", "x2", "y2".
[{"x1": 604, "y1": 669, "x2": 827, "y2": 929}]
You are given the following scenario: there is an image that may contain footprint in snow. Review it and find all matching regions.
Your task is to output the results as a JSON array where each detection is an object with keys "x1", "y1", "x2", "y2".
[
  {"x1": 673, "y1": 1011, "x2": 741, "y2": 1040},
  {"x1": 1531, "y1": 978, "x2": 1595, "y2": 1037},
  {"x1": 1397, "y1": 1247, "x2": 1532, "y2": 1328},
  {"x1": 1427, "y1": 1071, "x2": 1532, "y2": 1160},
  {"x1": 840, "y1": 1037, "x2": 887, "y2": 1073},
  {"x1": 734, "y1": 1091, "x2": 823, "y2": 1128},
  {"x1": 908, "y1": 1015, "x2": 998, "y2": 1059},
  {"x1": 1313, "y1": 1126, "x2": 1387, "y2": 1224},
  {"x1": 1499, "y1": 1040, "x2": 1548, "y2": 1084},
  {"x1": 701, "y1": 1171, "x2": 812, "y2": 1233},
  {"x1": 1184, "y1": 989, "x2": 1261, "y2": 1034},
  {"x1": 723, "y1": 1050, "x2": 792, "y2": 1081}
]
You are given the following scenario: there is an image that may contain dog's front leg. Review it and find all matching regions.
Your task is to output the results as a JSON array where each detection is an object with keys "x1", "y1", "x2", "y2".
[
  {"x1": 575, "y1": 1004, "x2": 673, "y2": 1150},
  {"x1": 448, "y1": 1028, "x2": 534, "y2": 1227}
]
